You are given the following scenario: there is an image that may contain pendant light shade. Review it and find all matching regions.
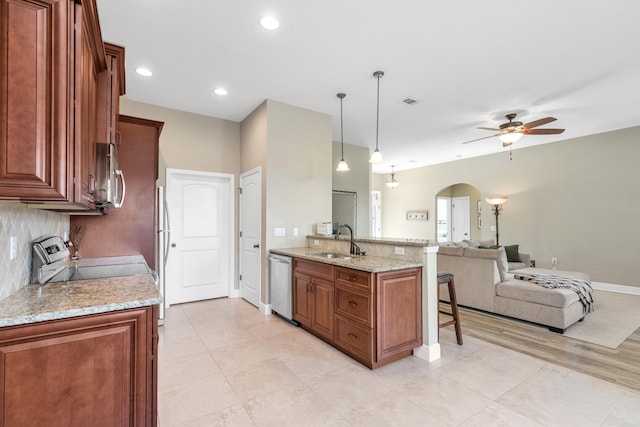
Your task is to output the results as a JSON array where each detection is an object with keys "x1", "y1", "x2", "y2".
[
  {"x1": 336, "y1": 93, "x2": 350, "y2": 172},
  {"x1": 369, "y1": 71, "x2": 384, "y2": 164},
  {"x1": 385, "y1": 165, "x2": 399, "y2": 188}
]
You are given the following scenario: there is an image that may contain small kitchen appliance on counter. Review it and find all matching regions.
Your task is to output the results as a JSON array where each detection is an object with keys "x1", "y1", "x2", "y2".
[
  {"x1": 31, "y1": 236, "x2": 70, "y2": 284},
  {"x1": 316, "y1": 222, "x2": 333, "y2": 236}
]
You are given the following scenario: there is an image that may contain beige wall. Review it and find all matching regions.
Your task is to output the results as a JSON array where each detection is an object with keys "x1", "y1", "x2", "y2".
[
  {"x1": 375, "y1": 126, "x2": 640, "y2": 287},
  {"x1": 120, "y1": 97, "x2": 241, "y2": 180},
  {"x1": 332, "y1": 141, "x2": 371, "y2": 237},
  {"x1": 241, "y1": 100, "x2": 332, "y2": 304}
]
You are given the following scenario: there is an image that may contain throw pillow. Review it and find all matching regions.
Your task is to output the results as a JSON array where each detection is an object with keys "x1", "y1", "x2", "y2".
[{"x1": 504, "y1": 245, "x2": 521, "y2": 262}]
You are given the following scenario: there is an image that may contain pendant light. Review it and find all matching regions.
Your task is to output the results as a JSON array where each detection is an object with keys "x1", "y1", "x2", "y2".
[
  {"x1": 385, "y1": 165, "x2": 399, "y2": 188},
  {"x1": 336, "y1": 93, "x2": 350, "y2": 171},
  {"x1": 369, "y1": 71, "x2": 384, "y2": 163}
]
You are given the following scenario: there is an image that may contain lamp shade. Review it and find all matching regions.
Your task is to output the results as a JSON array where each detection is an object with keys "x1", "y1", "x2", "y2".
[
  {"x1": 498, "y1": 132, "x2": 523, "y2": 144},
  {"x1": 336, "y1": 159, "x2": 350, "y2": 171},
  {"x1": 369, "y1": 148, "x2": 383, "y2": 163},
  {"x1": 486, "y1": 196, "x2": 508, "y2": 205}
]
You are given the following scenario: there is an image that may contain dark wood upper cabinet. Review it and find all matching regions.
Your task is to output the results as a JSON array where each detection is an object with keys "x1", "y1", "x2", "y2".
[
  {"x1": 97, "y1": 43, "x2": 126, "y2": 146},
  {"x1": 0, "y1": 0, "x2": 106, "y2": 207}
]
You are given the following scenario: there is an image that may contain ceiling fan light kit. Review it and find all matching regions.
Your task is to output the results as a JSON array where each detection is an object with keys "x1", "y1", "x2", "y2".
[{"x1": 463, "y1": 113, "x2": 566, "y2": 151}]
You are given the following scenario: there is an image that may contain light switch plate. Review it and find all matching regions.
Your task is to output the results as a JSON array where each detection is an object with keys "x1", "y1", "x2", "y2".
[
  {"x1": 293, "y1": 227, "x2": 299, "y2": 236},
  {"x1": 274, "y1": 227, "x2": 286, "y2": 237}
]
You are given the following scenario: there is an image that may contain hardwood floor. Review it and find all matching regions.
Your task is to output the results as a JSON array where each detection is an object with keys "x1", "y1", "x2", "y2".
[{"x1": 453, "y1": 305, "x2": 640, "y2": 392}]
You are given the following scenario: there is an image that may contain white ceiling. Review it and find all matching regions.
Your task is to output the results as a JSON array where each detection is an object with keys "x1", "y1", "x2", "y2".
[{"x1": 96, "y1": 0, "x2": 640, "y2": 174}]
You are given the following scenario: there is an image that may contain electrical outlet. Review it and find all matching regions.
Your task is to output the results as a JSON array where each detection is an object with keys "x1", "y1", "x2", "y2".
[
  {"x1": 551, "y1": 257, "x2": 558, "y2": 265},
  {"x1": 293, "y1": 227, "x2": 299, "y2": 236},
  {"x1": 313, "y1": 240, "x2": 319, "y2": 246},
  {"x1": 395, "y1": 247, "x2": 405, "y2": 255}
]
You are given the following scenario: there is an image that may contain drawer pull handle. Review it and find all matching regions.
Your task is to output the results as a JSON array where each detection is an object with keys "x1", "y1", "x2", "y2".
[
  {"x1": 348, "y1": 333, "x2": 358, "y2": 340},
  {"x1": 348, "y1": 276, "x2": 357, "y2": 282},
  {"x1": 348, "y1": 301, "x2": 357, "y2": 308}
]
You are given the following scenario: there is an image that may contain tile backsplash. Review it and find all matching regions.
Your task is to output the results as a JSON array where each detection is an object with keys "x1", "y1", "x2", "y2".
[{"x1": 0, "y1": 204, "x2": 69, "y2": 300}]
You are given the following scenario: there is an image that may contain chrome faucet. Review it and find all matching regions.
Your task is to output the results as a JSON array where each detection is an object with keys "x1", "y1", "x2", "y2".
[{"x1": 336, "y1": 224, "x2": 364, "y2": 256}]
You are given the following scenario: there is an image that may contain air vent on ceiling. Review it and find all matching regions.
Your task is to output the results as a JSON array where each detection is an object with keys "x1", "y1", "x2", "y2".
[{"x1": 401, "y1": 97, "x2": 420, "y2": 105}]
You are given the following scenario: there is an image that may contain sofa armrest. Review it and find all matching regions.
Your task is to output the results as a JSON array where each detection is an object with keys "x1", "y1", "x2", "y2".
[{"x1": 519, "y1": 253, "x2": 531, "y2": 267}]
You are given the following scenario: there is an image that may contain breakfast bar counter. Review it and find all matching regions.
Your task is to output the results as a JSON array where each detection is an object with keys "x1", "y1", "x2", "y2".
[{"x1": 270, "y1": 247, "x2": 422, "y2": 273}]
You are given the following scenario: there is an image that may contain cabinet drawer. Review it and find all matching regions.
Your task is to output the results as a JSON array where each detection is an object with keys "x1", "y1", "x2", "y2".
[
  {"x1": 335, "y1": 267, "x2": 371, "y2": 292},
  {"x1": 335, "y1": 285, "x2": 373, "y2": 326},
  {"x1": 335, "y1": 315, "x2": 373, "y2": 361},
  {"x1": 294, "y1": 258, "x2": 334, "y2": 281}
]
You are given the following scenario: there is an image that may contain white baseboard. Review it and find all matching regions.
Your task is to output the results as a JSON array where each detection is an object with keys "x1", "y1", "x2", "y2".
[
  {"x1": 413, "y1": 343, "x2": 441, "y2": 362},
  {"x1": 260, "y1": 303, "x2": 272, "y2": 316},
  {"x1": 229, "y1": 288, "x2": 240, "y2": 298},
  {"x1": 592, "y1": 281, "x2": 640, "y2": 296}
]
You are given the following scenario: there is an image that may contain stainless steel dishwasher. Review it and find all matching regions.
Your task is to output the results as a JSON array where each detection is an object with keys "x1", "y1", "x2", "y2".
[{"x1": 269, "y1": 253, "x2": 295, "y2": 323}]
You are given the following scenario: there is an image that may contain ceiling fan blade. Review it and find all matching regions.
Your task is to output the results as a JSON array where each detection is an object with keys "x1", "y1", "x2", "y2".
[
  {"x1": 477, "y1": 127, "x2": 501, "y2": 131},
  {"x1": 524, "y1": 128, "x2": 565, "y2": 135},
  {"x1": 523, "y1": 117, "x2": 556, "y2": 129},
  {"x1": 462, "y1": 134, "x2": 497, "y2": 144}
]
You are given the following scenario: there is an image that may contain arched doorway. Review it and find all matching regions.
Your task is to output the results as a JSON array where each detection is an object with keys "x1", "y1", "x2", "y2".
[{"x1": 435, "y1": 183, "x2": 481, "y2": 243}]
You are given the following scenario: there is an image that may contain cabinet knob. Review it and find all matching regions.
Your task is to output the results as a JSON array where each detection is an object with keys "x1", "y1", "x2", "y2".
[
  {"x1": 348, "y1": 301, "x2": 357, "y2": 308},
  {"x1": 347, "y1": 333, "x2": 358, "y2": 340},
  {"x1": 348, "y1": 276, "x2": 356, "y2": 282}
]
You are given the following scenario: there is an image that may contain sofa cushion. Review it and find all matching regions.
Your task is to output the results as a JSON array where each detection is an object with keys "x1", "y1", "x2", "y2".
[
  {"x1": 464, "y1": 247, "x2": 509, "y2": 282},
  {"x1": 508, "y1": 261, "x2": 528, "y2": 271},
  {"x1": 497, "y1": 278, "x2": 580, "y2": 308},
  {"x1": 438, "y1": 246, "x2": 464, "y2": 256},
  {"x1": 497, "y1": 268, "x2": 591, "y2": 308},
  {"x1": 504, "y1": 245, "x2": 521, "y2": 262}
]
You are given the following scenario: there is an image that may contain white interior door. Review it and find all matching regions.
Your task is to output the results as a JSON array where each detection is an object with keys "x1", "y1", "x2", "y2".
[
  {"x1": 452, "y1": 196, "x2": 470, "y2": 242},
  {"x1": 240, "y1": 168, "x2": 261, "y2": 308},
  {"x1": 166, "y1": 169, "x2": 233, "y2": 305}
]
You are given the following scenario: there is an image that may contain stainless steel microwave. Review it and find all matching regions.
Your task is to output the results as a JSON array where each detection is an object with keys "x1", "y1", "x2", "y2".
[{"x1": 95, "y1": 142, "x2": 125, "y2": 208}]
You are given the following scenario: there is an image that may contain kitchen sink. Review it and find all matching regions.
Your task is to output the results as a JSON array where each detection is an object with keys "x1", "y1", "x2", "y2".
[{"x1": 311, "y1": 252, "x2": 352, "y2": 260}]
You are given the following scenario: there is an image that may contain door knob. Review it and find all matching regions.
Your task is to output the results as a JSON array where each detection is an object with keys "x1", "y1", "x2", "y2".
[
  {"x1": 253, "y1": 243, "x2": 260, "y2": 248},
  {"x1": 171, "y1": 243, "x2": 176, "y2": 248}
]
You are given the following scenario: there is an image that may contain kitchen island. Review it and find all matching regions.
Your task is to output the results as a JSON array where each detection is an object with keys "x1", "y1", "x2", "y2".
[
  {"x1": 274, "y1": 235, "x2": 443, "y2": 365},
  {"x1": 0, "y1": 256, "x2": 161, "y2": 427},
  {"x1": 271, "y1": 247, "x2": 424, "y2": 369}
]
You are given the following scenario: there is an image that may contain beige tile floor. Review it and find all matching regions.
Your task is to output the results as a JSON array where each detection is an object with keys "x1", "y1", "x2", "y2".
[{"x1": 158, "y1": 298, "x2": 640, "y2": 427}]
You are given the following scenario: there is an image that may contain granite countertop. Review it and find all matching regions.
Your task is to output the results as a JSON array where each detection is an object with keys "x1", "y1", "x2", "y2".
[
  {"x1": 270, "y1": 247, "x2": 423, "y2": 272},
  {"x1": 0, "y1": 257, "x2": 162, "y2": 328}
]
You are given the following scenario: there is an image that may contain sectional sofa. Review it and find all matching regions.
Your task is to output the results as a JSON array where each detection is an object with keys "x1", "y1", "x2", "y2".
[{"x1": 437, "y1": 241, "x2": 592, "y2": 332}]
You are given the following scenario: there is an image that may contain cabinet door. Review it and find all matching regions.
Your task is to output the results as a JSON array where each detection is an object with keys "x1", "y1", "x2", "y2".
[
  {"x1": 73, "y1": 1, "x2": 106, "y2": 207},
  {"x1": 96, "y1": 43, "x2": 125, "y2": 145},
  {"x1": 376, "y1": 268, "x2": 422, "y2": 363},
  {"x1": 293, "y1": 272, "x2": 312, "y2": 327},
  {"x1": 0, "y1": 0, "x2": 73, "y2": 200},
  {"x1": 0, "y1": 308, "x2": 153, "y2": 427},
  {"x1": 311, "y1": 277, "x2": 334, "y2": 341}
]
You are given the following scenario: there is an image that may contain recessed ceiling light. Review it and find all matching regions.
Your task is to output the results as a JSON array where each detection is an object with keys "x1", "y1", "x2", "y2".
[
  {"x1": 214, "y1": 88, "x2": 228, "y2": 96},
  {"x1": 260, "y1": 15, "x2": 280, "y2": 30},
  {"x1": 136, "y1": 67, "x2": 152, "y2": 77}
]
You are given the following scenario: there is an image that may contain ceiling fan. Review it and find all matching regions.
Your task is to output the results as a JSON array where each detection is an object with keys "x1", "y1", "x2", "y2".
[{"x1": 463, "y1": 113, "x2": 565, "y2": 147}]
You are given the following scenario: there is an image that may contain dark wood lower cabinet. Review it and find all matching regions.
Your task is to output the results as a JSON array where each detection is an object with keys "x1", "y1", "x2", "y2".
[
  {"x1": 293, "y1": 258, "x2": 422, "y2": 369},
  {"x1": 0, "y1": 305, "x2": 158, "y2": 426}
]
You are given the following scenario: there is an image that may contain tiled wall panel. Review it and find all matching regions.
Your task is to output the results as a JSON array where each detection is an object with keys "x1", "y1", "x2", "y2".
[{"x1": 0, "y1": 205, "x2": 69, "y2": 300}]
